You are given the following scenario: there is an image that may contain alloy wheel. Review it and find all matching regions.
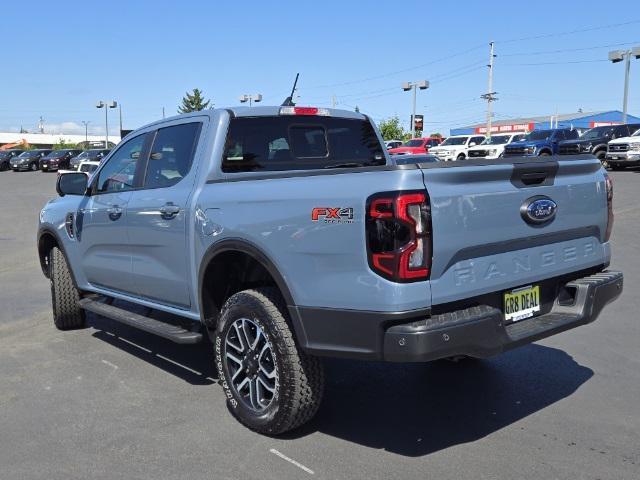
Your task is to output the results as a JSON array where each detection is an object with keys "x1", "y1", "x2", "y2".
[{"x1": 224, "y1": 317, "x2": 278, "y2": 412}]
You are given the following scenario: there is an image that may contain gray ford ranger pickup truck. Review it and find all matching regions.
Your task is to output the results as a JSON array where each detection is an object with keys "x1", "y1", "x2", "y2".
[{"x1": 38, "y1": 106, "x2": 623, "y2": 434}]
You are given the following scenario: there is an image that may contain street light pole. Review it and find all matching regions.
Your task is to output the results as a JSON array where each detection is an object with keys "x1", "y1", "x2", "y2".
[
  {"x1": 96, "y1": 100, "x2": 118, "y2": 148},
  {"x1": 481, "y1": 41, "x2": 497, "y2": 138},
  {"x1": 119, "y1": 103, "x2": 123, "y2": 136},
  {"x1": 609, "y1": 47, "x2": 640, "y2": 124},
  {"x1": 239, "y1": 94, "x2": 263, "y2": 107},
  {"x1": 402, "y1": 80, "x2": 429, "y2": 138},
  {"x1": 81, "y1": 121, "x2": 90, "y2": 143}
]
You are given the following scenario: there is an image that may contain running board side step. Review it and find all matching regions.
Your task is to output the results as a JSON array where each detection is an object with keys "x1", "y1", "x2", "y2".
[{"x1": 78, "y1": 297, "x2": 203, "y2": 344}]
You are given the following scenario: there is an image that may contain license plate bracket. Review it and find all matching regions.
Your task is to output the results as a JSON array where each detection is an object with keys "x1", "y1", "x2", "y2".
[{"x1": 503, "y1": 284, "x2": 541, "y2": 322}]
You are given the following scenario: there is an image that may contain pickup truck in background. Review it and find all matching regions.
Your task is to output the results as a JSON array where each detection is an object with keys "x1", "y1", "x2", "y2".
[
  {"x1": 429, "y1": 134, "x2": 486, "y2": 161},
  {"x1": 467, "y1": 132, "x2": 527, "y2": 159},
  {"x1": 504, "y1": 128, "x2": 579, "y2": 157},
  {"x1": 387, "y1": 136, "x2": 442, "y2": 155},
  {"x1": 39, "y1": 106, "x2": 622, "y2": 435},
  {"x1": 605, "y1": 126, "x2": 640, "y2": 170},
  {"x1": 558, "y1": 124, "x2": 640, "y2": 166}
]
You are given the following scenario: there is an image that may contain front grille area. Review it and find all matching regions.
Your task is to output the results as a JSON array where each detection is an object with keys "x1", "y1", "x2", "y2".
[
  {"x1": 609, "y1": 144, "x2": 629, "y2": 152},
  {"x1": 468, "y1": 150, "x2": 487, "y2": 158},
  {"x1": 559, "y1": 144, "x2": 580, "y2": 155},
  {"x1": 505, "y1": 147, "x2": 526, "y2": 155}
]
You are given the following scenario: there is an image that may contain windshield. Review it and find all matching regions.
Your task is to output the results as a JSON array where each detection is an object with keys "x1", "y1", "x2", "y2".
[
  {"x1": 222, "y1": 116, "x2": 385, "y2": 172},
  {"x1": 481, "y1": 135, "x2": 511, "y2": 145},
  {"x1": 440, "y1": 136, "x2": 469, "y2": 146},
  {"x1": 80, "y1": 163, "x2": 99, "y2": 173},
  {"x1": 403, "y1": 139, "x2": 423, "y2": 147},
  {"x1": 75, "y1": 151, "x2": 95, "y2": 159},
  {"x1": 18, "y1": 151, "x2": 37, "y2": 158},
  {"x1": 630, "y1": 128, "x2": 640, "y2": 137},
  {"x1": 46, "y1": 151, "x2": 67, "y2": 158},
  {"x1": 580, "y1": 126, "x2": 614, "y2": 140},
  {"x1": 525, "y1": 130, "x2": 552, "y2": 141}
]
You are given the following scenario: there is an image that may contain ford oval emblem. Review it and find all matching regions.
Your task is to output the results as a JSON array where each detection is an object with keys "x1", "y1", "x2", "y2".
[{"x1": 521, "y1": 196, "x2": 557, "y2": 225}]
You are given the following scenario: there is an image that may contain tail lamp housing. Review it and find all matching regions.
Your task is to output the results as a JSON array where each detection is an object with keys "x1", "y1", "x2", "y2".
[
  {"x1": 366, "y1": 191, "x2": 432, "y2": 282},
  {"x1": 604, "y1": 172, "x2": 614, "y2": 241}
]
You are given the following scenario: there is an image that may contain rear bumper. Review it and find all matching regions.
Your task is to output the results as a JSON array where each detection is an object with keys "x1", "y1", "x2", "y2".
[
  {"x1": 384, "y1": 270, "x2": 622, "y2": 362},
  {"x1": 296, "y1": 270, "x2": 622, "y2": 362}
]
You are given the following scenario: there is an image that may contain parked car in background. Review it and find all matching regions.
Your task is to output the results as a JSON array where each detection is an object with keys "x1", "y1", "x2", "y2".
[
  {"x1": 429, "y1": 134, "x2": 485, "y2": 161},
  {"x1": 390, "y1": 153, "x2": 439, "y2": 165},
  {"x1": 384, "y1": 140, "x2": 403, "y2": 149},
  {"x1": 10, "y1": 149, "x2": 52, "y2": 171},
  {"x1": 558, "y1": 124, "x2": 640, "y2": 166},
  {"x1": 388, "y1": 137, "x2": 442, "y2": 155},
  {"x1": 39, "y1": 149, "x2": 82, "y2": 172},
  {"x1": 606, "y1": 126, "x2": 640, "y2": 170},
  {"x1": 503, "y1": 128, "x2": 579, "y2": 157},
  {"x1": 0, "y1": 150, "x2": 22, "y2": 171},
  {"x1": 467, "y1": 132, "x2": 527, "y2": 160},
  {"x1": 69, "y1": 149, "x2": 110, "y2": 170},
  {"x1": 77, "y1": 160, "x2": 101, "y2": 174}
]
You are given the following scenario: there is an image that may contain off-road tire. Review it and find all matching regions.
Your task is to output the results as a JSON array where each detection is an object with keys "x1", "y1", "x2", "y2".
[
  {"x1": 50, "y1": 247, "x2": 85, "y2": 330},
  {"x1": 215, "y1": 288, "x2": 324, "y2": 435}
]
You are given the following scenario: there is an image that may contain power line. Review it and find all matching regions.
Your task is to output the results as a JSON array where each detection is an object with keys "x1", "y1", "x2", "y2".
[
  {"x1": 500, "y1": 40, "x2": 640, "y2": 57},
  {"x1": 496, "y1": 19, "x2": 640, "y2": 44},
  {"x1": 309, "y1": 45, "x2": 485, "y2": 89},
  {"x1": 502, "y1": 59, "x2": 609, "y2": 66}
]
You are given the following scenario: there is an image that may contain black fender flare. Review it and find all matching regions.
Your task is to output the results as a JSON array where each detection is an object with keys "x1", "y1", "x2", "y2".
[
  {"x1": 37, "y1": 227, "x2": 81, "y2": 288},
  {"x1": 197, "y1": 238, "x2": 308, "y2": 345}
]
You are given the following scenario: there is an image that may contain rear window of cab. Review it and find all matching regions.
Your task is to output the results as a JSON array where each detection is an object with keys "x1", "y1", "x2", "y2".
[{"x1": 222, "y1": 116, "x2": 385, "y2": 172}]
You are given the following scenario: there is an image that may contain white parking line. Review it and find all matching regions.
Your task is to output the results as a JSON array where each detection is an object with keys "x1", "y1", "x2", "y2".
[
  {"x1": 118, "y1": 337, "x2": 152, "y2": 353},
  {"x1": 155, "y1": 354, "x2": 202, "y2": 375},
  {"x1": 101, "y1": 359, "x2": 119, "y2": 370},
  {"x1": 269, "y1": 448, "x2": 314, "y2": 475}
]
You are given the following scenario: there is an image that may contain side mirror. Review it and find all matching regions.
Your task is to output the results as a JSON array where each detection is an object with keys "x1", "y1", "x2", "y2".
[
  {"x1": 57, "y1": 172, "x2": 88, "y2": 197},
  {"x1": 469, "y1": 142, "x2": 477, "y2": 147}
]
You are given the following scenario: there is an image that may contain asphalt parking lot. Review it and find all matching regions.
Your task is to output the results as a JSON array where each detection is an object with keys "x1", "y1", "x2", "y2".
[{"x1": 1, "y1": 169, "x2": 639, "y2": 480}]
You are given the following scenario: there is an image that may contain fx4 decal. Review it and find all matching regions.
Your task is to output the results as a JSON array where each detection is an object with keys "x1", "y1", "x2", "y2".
[{"x1": 311, "y1": 207, "x2": 354, "y2": 224}]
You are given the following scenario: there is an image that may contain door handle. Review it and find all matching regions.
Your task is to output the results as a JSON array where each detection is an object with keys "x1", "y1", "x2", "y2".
[
  {"x1": 107, "y1": 205, "x2": 123, "y2": 221},
  {"x1": 159, "y1": 203, "x2": 180, "y2": 220}
]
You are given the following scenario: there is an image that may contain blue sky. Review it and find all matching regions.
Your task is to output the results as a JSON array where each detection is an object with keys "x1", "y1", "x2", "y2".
[{"x1": 2, "y1": 0, "x2": 640, "y2": 136}]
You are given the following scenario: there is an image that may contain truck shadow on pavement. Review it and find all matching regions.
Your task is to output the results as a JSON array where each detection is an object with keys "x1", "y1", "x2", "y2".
[
  {"x1": 86, "y1": 311, "x2": 592, "y2": 457},
  {"x1": 87, "y1": 312, "x2": 218, "y2": 386},
  {"x1": 293, "y1": 345, "x2": 594, "y2": 457}
]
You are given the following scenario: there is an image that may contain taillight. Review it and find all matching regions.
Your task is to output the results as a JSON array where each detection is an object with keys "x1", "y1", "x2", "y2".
[
  {"x1": 366, "y1": 191, "x2": 432, "y2": 282},
  {"x1": 604, "y1": 172, "x2": 614, "y2": 241}
]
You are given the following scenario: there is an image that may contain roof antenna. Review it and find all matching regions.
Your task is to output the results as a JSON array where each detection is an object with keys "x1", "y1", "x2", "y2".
[{"x1": 281, "y1": 73, "x2": 299, "y2": 106}]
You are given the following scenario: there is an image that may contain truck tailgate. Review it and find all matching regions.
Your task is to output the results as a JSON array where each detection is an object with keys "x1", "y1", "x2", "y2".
[{"x1": 420, "y1": 156, "x2": 610, "y2": 305}]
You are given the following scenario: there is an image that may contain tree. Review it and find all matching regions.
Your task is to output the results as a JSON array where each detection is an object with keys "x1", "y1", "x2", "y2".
[
  {"x1": 377, "y1": 115, "x2": 405, "y2": 141},
  {"x1": 178, "y1": 88, "x2": 211, "y2": 113},
  {"x1": 430, "y1": 132, "x2": 443, "y2": 138},
  {"x1": 53, "y1": 138, "x2": 77, "y2": 150}
]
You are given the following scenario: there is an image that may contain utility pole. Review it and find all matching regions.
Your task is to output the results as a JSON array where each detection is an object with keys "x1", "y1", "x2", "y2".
[
  {"x1": 38, "y1": 116, "x2": 45, "y2": 133},
  {"x1": 162, "y1": 107, "x2": 165, "y2": 119},
  {"x1": 481, "y1": 42, "x2": 497, "y2": 137},
  {"x1": 331, "y1": 95, "x2": 336, "y2": 108}
]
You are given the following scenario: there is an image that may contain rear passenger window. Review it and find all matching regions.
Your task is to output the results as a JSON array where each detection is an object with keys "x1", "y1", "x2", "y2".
[{"x1": 144, "y1": 122, "x2": 201, "y2": 189}]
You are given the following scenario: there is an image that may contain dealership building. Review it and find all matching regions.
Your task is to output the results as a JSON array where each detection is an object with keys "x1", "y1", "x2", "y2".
[
  {"x1": 450, "y1": 110, "x2": 640, "y2": 136},
  {"x1": 0, "y1": 131, "x2": 120, "y2": 149}
]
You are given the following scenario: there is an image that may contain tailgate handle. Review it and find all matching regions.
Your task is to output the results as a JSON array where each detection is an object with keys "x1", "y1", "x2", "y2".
[{"x1": 520, "y1": 172, "x2": 548, "y2": 185}]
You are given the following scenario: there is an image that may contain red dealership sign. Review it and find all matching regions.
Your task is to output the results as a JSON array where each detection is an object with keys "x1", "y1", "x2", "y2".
[{"x1": 475, "y1": 122, "x2": 534, "y2": 134}]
